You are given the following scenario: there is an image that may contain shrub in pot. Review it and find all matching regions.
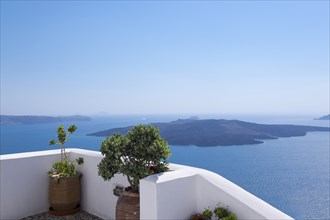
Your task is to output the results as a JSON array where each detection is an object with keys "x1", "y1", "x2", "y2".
[
  {"x1": 98, "y1": 124, "x2": 171, "y2": 219},
  {"x1": 48, "y1": 125, "x2": 83, "y2": 213}
]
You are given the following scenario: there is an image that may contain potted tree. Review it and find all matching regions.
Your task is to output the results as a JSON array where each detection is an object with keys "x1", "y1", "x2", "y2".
[
  {"x1": 48, "y1": 125, "x2": 84, "y2": 215},
  {"x1": 98, "y1": 124, "x2": 171, "y2": 219}
]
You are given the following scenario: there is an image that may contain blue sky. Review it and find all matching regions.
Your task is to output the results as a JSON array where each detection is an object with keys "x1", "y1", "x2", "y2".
[{"x1": 1, "y1": 1, "x2": 329, "y2": 116}]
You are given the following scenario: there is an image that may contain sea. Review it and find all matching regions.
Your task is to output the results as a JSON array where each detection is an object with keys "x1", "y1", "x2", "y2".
[{"x1": 1, "y1": 114, "x2": 329, "y2": 220}]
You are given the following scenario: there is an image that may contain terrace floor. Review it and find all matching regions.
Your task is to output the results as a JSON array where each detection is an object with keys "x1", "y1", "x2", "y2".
[{"x1": 21, "y1": 211, "x2": 103, "y2": 220}]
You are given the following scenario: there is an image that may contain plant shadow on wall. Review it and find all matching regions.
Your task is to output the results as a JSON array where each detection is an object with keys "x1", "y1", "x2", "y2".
[
  {"x1": 98, "y1": 124, "x2": 171, "y2": 220},
  {"x1": 48, "y1": 125, "x2": 84, "y2": 215}
]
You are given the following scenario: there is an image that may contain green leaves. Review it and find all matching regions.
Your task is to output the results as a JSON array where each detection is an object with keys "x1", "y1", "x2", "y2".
[
  {"x1": 193, "y1": 203, "x2": 237, "y2": 220},
  {"x1": 49, "y1": 161, "x2": 76, "y2": 178},
  {"x1": 202, "y1": 208, "x2": 213, "y2": 220},
  {"x1": 57, "y1": 125, "x2": 66, "y2": 144},
  {"x1": 48, "y1": 157, "x2": 83, "y2": 178},
  {"x1": 50, "y1": 125, "x2": 77, "y2": 146},
  {"x1": 48, "y1": 124, "x2": 83, "y2": 178},
  {"x1": 49, "y1": 139, "x2": 57, "y2": 145},
  {"x1": 68, "y1": 125, "x2": 77, "y2": 134},
  {"x1": 214, "y1": 206, "x2": 229, "y2": 219},
  {"x1": 76, "y1": 157, "x2": 84, "y2": 165},
  {"x1": 98, "y1": 124, "x2": 171, "y2": 193},
  {"x1": 98, "y1": 134, "x2": 126, "y2": 181},
  {"x1": 49, "y1": 124, "x2": 77, "y2": 160}
]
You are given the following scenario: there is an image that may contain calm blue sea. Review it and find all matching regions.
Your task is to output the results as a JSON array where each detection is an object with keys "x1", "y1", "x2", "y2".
[{"x1": 1, "y1": 115, "x2": 329, "y2": 220}]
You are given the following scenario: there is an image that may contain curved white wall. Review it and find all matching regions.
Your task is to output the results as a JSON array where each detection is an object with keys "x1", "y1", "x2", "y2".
[
  {"x1": 0, "y1": 150, "x2": 60, "y2": 219},
  {"x1": 1, "y1": 149, "x2": 293, "y2": 220},
  {"x1": 70, "y1": 149, "x2": 129, "y2": 219},
  {"x1": 0, "y1": 149, "x2": 128, "y2": 220},
  {"x1": 140, "y1": 164, "x2": 293, "y2": 220}
]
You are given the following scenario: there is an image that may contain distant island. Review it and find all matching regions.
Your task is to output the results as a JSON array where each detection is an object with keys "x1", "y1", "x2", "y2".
[
  {"x1": 0, "y1": 115, "x2": 91, "y2": 125},
  {"x1": 88, "y1": 118, "x2": 329, "y2": 147},
  {"x1": 315, "y1": 114, "x2": 330, "y2": 120}
]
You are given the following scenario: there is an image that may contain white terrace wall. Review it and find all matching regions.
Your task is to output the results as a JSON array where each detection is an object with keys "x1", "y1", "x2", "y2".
[
  {"x1": 140, "y1": 167, "x2": 197, "y2": 219},
  {"x1": 1, "y1": 149, "x2": 293, "y2": 220},
  {"x1": 0, "y1": 150, "x2": 60, "y2": 219},
  {"x1": 70, "y1": 149, "x2": 128, "y2": 219},
  {"x1": 0, "y1": 149, "x2": 128, "y2": 220},
  {"x1": 140, "y1": 164, "x2": 293, "y2": 220}
]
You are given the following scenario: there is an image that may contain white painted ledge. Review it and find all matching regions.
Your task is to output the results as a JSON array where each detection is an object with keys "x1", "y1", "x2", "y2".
[
  {"x1": 141, "y1": 165, "x2": 293, "y2": 220},
  {"x1": 1, "y1": 149, "x2": 293, "y2": 220}
]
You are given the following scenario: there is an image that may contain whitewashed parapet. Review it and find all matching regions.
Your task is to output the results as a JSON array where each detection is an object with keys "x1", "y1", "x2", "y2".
[
  {"x1": 0, "y1": 150, "x2": 60, "y2": 219},
  {"x1": 140, "y1": 164, "x2": 293, "y2": 220},
  {"x1": 1, "y1": 149, "x2": 293, "y2": 220},
  {"x1": 69, "y1": 149, "x2": 129, "y2": 220},
  {"x1": 0, "y1": 149, "x2": 129, "y2": 220}
]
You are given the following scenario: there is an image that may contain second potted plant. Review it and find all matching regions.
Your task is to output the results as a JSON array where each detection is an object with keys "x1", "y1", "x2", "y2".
[
  {"x1": 98, "y1": 124, "x2": 171, "y2": 219},
  {"x1": 48, "y1": 125, "x2": 83, "y2": 215}
]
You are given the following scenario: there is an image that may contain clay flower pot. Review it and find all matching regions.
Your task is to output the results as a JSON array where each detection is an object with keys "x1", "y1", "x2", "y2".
[
  {"x1": 49, "y1": 172, "x2": 82, "y2": 211},
  {"x1": 116, "y1": 190, "x2": 140, "y2": 220}
]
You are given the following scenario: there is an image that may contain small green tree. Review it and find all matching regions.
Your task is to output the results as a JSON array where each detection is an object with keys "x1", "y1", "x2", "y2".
[
  {"x1": 49, "y1": 125, "x2": 83, "y2": 178},
  {"x1": 98, "y1": 124, "x2": 171, "y2": 193},
  {"x1": 49, "y1": 125, "x2": 77, "y2": 162}
]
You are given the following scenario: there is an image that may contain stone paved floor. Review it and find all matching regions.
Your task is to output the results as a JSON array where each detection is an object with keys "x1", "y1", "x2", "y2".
[{"x1": 21, "y1": 211, "x2": 103, "y2": 220}]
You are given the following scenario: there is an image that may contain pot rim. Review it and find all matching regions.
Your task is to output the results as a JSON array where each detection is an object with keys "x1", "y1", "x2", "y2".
[
  {"x1": 121, "y1": 190, "x2": 140, "y2": 198},
  {"x1": 49, "y1": 172, "x2": 82, "y2": 180}
]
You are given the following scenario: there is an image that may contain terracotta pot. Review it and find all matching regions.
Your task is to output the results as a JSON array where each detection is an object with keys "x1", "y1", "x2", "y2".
[
  {"x1": 116, "y1": 190, "x2": 140, "y2": 220},
  {"x1": 190, "y1": 213, "x2": 204, "y2": 220},
  {"x1": 49, "y1": 172, "x2": 81, "y2": 211}
]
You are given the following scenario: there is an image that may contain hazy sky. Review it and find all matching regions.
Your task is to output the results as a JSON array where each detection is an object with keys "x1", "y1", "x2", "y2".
[{"x1": 1, "y1": 1, "x2": 329, "y2": 116}]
